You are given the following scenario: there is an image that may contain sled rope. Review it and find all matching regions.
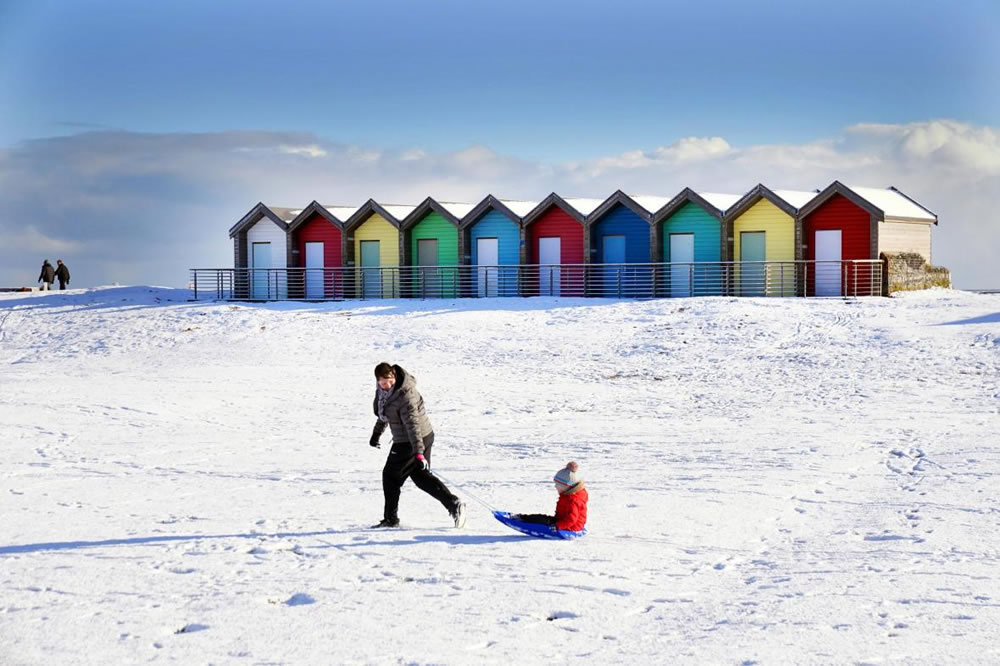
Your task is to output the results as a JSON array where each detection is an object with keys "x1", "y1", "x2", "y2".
[{"x1": 431, "y1": 471, "x2": 498, "y2": 512}]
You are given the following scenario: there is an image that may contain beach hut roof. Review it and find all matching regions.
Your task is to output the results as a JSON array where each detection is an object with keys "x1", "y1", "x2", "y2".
[
  {"x1": 649, "y1": 188, "x2": 729, "y2": 223},
  {"x1": 401, "y1": 197, "x2": 464, "y2": 229},
  {"x1": 498, "y1": 199, "x2": 541, "y2": 217},
  {"x1": 287, "y1": 201, "x2": 345, "y2": 232},
  {"x1": 522, "y1": 193, "x2": 587, "y2": 225},
  {"x1": 588, "y1": 191, "x2": 653, "y2": 223},
  {"x1": 344, "y1": 199, "x2": 405, "y2": 230},
  {"x1": 698, "y1": 192, "x2": 743, "y2": 213},
  {"x1": 324, "y1": 204, "x2": 364, "y2": 221},
  {"x1": 848, "y1": 186, "x2": 937, "y2": 222},
  {"x1": 561, "y1": 197, "x2": 606, "y2": 217},
  {"x1": 228, "y1": 202, "x2": 290, "y2": 237},
  {"x1": 379, "y1": 203, "x2": 418, "y2": 221}
]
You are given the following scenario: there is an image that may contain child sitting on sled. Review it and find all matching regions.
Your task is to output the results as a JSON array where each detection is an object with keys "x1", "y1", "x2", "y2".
[{"x1": 515, "y1": 461, "x2": 588, "y2": 531}]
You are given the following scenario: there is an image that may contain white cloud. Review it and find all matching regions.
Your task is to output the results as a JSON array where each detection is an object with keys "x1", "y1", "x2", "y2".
[
  {"x1": 276, "y1": 144, "x2": 327, "y2": 158},
  {"x1": 845, "y1": 120, "x2": 1000, "y2": 174},
  {"x1": 1, "y1": 120, "x2": 997, "y2": 288},
  {"x1": 7, "y1": 225, "x2": 80, "y2": 253}
]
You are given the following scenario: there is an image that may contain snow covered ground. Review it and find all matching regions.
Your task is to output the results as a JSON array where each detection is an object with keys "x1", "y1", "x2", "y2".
[{"x1": 1, "y1": 287, "x2": 998, "y2": 664}]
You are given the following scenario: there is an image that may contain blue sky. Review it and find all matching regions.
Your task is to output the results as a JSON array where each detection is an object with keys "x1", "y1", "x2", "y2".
[
  {"x1": 2, "y1": 0, "x2": 996, "y2": 158},
  {"x1": 0, "y1": 0, "x2": 998, "y2": 288}
]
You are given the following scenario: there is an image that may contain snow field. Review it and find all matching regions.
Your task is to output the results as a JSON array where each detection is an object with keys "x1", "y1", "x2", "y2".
[{"x1": 1, "y1": 287, "x2": 998, "y2": 664}]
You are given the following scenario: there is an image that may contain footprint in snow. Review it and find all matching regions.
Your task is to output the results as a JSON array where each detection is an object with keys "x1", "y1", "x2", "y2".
[
  {"x1": 547, "y1": 611, "x2": 578, "y2": 621},
  {"x1": 285, "y1": 593, "x2": 315, "y2": 606}
]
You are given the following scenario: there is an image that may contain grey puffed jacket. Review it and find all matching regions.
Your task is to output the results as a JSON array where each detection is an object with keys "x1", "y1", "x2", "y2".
[{"x1": 372, "y1": 365, "x2": 434, "y2": 454}]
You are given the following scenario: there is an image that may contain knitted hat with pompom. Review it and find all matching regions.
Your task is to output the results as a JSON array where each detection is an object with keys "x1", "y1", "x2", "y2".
[{"x1": 553, "y1": 461, "x2": 582, "y2": 494}]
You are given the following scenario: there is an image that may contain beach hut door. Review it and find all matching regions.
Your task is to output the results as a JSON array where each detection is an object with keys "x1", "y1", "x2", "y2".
[
  {"x1": 602, "y1": 235, "x2": 626, "y2": 296},
  {"x1": 251, "y1": 242, "x2": 271, "y2": 299},
  {"x1": 360, "y1": 240, "x2": 381, "y2": 298},
  {"x1": 538, "y1": 237, "x2": 561, "y2": 296},
  {"x1": 305, "y1": 242, "x2": 324, "y2": 299},
  {"x1": 417, "y1": 239, "x2": 439, "y2": 297},
  {"x1": 814, "y1": 230, "x2": 842, "y2": 297},
  {"x1": 669, "y1": 233, "x2": 695, "y2": 298},
  {"x1": 740, "y1": 232, "x2": 766, "y2": 296},
  {"x1": 477, "y1": 237, "x2": 499, "y2": 297}
]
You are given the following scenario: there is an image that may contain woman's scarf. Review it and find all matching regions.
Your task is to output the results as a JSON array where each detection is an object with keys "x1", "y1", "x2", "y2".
[{"x1": 376, "y1": 384, "x2": 394, "y2": 423}]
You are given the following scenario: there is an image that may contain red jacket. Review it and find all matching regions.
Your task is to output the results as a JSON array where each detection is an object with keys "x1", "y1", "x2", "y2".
[{"x1": 554, "y1": 486, "x2": 588, "y2": 531}]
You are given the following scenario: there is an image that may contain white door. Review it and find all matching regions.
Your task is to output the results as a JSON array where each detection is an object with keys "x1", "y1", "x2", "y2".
[
  {"x1": 305, "y1": 242, "x2": 324, "y2": 299},
  {"x1": 538, "y1": 237, "x2": 561, "y2": 296},
  {"x1": 670, "y1": 233, "x2": 695, "y2": 298},
  {"x1": 815, "y1": 230, "x2": 842, "y2": 296},
  {"x1": 251, "y1": 242, "x2": 271, "y2": 299},
  {"x1": 476, "y1": 237, "x2": 499, "y2": 297}
]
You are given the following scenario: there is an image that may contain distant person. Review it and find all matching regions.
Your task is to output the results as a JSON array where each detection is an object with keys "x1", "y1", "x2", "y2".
[
  {"x1": 37, "y1": 260, "x2": 55, "y2": 291},
  {"x1": 513, "y1": 461, "x2": 589, "y2": 532},
  {"x1": 54, "y1": 260, "x2": 70, "y2": 290},
  {"x1": 369, "y1": 362, "x2": 466, "y2": 529}
]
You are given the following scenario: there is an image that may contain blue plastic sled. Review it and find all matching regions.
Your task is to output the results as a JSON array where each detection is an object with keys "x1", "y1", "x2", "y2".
[{"x1": 492, "y1": 511, "x2": 587, "y2": 540}]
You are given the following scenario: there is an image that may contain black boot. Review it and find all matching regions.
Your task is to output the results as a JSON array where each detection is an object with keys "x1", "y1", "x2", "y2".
[{"x1": 372, "y1": 518, "x2": 400, "y2": 528}]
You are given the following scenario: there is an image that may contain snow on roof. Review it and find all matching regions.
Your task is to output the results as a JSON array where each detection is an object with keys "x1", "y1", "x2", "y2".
[
  {"x1": 698, "y1": 192, "x2": 742, "y2": 212},
  {"x1": 848, "y1": 186, "x2": 936, "y2": 221},
  {"x1": 436, "y1": 201, "x2": 476, "y2": 219},
  {"x1": 323, "y1": 205, "x2": 363, "y2": 221},
  {"x1": 628, "y1": 195, "x2": 675, "y2": 215},
  {"x1": 266, "y1": 206, "x2": 298, "y2": 223},
  {"x1": 498, "y1": 199, "x2": 539, "y2": 217},
  {"x1": 561, "y1": 197, "x2": 605, "y2": 217},
  {"x1": 378, "y1": 204, "x2": 418, "y2": 221},
  {"x1": 771, "y1": 189, "x2": 819, "y2": 210}
]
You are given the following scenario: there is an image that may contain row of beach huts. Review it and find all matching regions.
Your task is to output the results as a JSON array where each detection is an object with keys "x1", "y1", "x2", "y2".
[{"x1": 221, "y1": 181, "x2": 938, "y2": 299}]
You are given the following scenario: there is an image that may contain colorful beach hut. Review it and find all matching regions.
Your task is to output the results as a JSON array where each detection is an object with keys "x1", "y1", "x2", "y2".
[
  {"x1": 401, "y1": 198, "x2": 465, "y2": 298},
  {"x1": 587, "y1": 191, "x2": 654, "y2": 297},
  {"x1": 344, "y1": 200, "x2": 406, "y2": 298},
  {"x1": 228, "y1": 202, "x2": 294, "y2": 299},
  {"x1": 798, "y1": 182, "x2": 937, "y2": 296},
  {"x1": 287, "y1": 201, "x2": 345, "y2": 299},
  {"x1": 651, "y1": 189, "x2": 734, "y2": 297},
  {"x1": 727, "y1": 185, "x2": 816, "y2": 296},
  {"x1": 461, "y1": 196, "x2": 527, "y2": 297},
  {"x1": 522, "y1": 194, "x2": 588, "y2": 296}
]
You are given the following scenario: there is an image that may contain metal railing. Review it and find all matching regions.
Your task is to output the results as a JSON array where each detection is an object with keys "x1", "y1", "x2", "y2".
[{"x1": 189, "y1": 260, "x2": 884, "y2": 301}]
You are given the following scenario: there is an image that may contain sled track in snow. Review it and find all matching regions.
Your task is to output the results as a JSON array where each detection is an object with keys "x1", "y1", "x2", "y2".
[{"x1": 0, "y1": 309, "x2": 13, "y2": 340}]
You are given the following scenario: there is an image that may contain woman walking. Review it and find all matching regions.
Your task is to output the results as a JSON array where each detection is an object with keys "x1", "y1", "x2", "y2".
[{"x1": 369, "y1": 362, "x2": 466, "y2": 529}]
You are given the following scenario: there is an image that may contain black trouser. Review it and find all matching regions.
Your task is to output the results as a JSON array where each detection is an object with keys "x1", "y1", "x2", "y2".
[
  {"x1": 516, "y1": 513, "x2": 555, "y2": 525},
  {"x1": 58, "y1": 281, "x2": 67, "y2": 290},
  {"x1": 382, "y1": 433, "x2": 458, "y2": 522}
]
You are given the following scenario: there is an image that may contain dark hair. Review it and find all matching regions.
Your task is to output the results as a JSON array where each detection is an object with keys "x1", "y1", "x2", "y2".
[{"x1": 374, "y1": 362, "x2": 395, "y2": 379}]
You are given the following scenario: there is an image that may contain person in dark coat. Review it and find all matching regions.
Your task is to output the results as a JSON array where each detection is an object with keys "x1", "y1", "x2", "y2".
[
  {"x1": 37, "y1": 260, "x2": 55, "y2": 291},
  {"x1": 369, "y1": 362, "x2": 466, "y2": 528},
  {"x1": 54, "y1": 260, "x2": 70, "y2": 290}
]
